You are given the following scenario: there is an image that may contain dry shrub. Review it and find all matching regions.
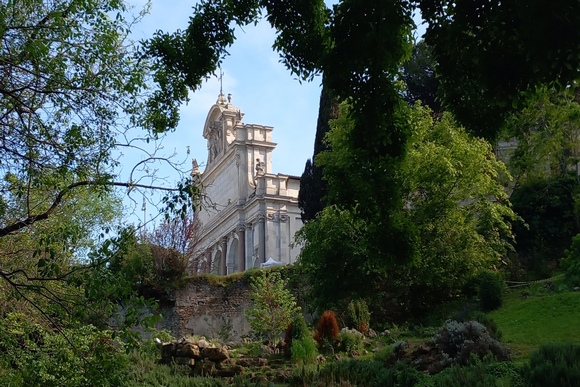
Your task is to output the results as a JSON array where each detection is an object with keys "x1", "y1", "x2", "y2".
[{"x1": 315, "y1": 310, "x2": 339, "y2": 349}]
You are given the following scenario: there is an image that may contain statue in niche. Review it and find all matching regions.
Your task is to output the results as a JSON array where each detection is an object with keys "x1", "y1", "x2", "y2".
[{"x1": 208, "y1": 121, "x2": 224, "y2": 163}]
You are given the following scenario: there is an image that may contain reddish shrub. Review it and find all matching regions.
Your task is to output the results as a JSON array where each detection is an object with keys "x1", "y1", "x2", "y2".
[
  {"x1": 315, "y1": 310, "x2": 339, "y2": 348},
  {"x1": 358, "y1": 321, "x2": 369, "y2": 335}
]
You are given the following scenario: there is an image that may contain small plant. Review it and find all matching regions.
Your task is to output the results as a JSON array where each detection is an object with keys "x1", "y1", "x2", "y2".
[
  {"x1": 347, "y1": 299, "x2": 371, "y2": 334},
  {"x1": 245, "y1": 270, "x2": 301, "y2": 343},
  {"x1": 467, "y1": 311, "x2": 502, "y2": 341},
  {"x1": 291, "y1": 336, "x2": 318, "y2": 365},
  {"x1": 433, "y1": 320, "x2": 510, "y2": 365},
  {"x1": 522, "y1": 343, "x2": 580, "y2": 386},
  {"x1": 284, "y1": 314, "x2": 316, "y2": 360},
  {"x1": 314, "y1": 310, "x2": 340, "y2": 351},
  {"x1": 338, "y1": 328, "x2": 364, "y2": 353},
  {"x1": 478, "y1": 271, "x2": 504, "y2": 311}
]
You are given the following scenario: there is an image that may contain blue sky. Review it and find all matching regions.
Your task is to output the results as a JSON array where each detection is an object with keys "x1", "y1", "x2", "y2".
[{"x1": 123, "y1": 1, "x2": 423, "y2": 225}]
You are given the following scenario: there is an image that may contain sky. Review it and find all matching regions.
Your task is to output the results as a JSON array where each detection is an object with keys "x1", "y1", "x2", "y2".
[{"x1": 122, "y1": 1, "x2": 424, "y2": 225}]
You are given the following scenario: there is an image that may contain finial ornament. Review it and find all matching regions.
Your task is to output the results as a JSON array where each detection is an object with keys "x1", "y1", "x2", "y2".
[{"x1": 219, "y1": 67, "x2": 224, "y2": 95}]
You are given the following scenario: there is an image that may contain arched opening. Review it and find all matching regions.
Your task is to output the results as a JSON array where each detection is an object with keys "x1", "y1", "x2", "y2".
[
  {"x1": 213, "y1": 250, "x2": 223, "y2": 275},
  {"x1": 227, "y1": 238, "x2": 238, "y2": 274}
]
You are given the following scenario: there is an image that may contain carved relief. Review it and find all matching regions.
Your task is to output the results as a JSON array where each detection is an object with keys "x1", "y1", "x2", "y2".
[{"x1": 266, "y1": 212, "x2": 288, "y2": 222}]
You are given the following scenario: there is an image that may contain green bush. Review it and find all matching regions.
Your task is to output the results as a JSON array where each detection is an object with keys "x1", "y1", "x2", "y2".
[
  {"x1": 426, "y1": 362, "x2": 499, "y2": 387},
  {"x1": 434, "y1": 320, "x2": 510, "y2": 365},
  {"x1": 0, "y1": 313, "x2": 128, "y2": 387},
  {"x1": 347, "y1": 299, "x2": 371, "y2": 333},
  {"x1": 338, "y1": 328, "x2": 364, "y2": 353},
  {"x1": 562, "y1": 234, "x2": 580, "y2": 287},
  {"x1": 284, "y1": 314, "x2": 313, "y2": 358},
  {"x1": 478, "y1": 271, "x2": 504, "y2": 312},
  {"x1": 291, "y1": 336, "x2": 318, "y2": 365},
  {"x1": 314, "y1": 359, "x2": 423, "y2": 387},
  {"x1": 522, "y1": 343, "x2": 580, "y2": 387},
  {"x1": 464, "y1": 310, "x2": 503, "y2": 341}
]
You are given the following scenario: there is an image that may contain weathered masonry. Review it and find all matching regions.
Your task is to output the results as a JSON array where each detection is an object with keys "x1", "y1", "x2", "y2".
[{"x1": 192, "y1": 93, "x2": 303, "y2": 274}]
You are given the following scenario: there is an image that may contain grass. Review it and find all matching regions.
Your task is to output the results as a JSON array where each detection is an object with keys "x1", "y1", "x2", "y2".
[{"x1": 489, "y1": 286, "x2": 580, "y2": 363}]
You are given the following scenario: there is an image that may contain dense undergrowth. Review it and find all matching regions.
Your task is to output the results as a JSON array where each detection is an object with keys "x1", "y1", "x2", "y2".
[{"x1": 2, "y1": 277, "x2": 579, "y2": 386}]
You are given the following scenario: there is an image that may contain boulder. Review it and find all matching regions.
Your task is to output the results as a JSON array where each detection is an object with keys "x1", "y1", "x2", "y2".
[{"x1": 202, "y1": 346, "x2": 229, "y2": 363}]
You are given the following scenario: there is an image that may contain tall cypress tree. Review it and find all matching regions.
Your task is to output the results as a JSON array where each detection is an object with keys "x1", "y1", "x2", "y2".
[{"x1": 298, "y1": 84, "x2": 339, "y2": 223}]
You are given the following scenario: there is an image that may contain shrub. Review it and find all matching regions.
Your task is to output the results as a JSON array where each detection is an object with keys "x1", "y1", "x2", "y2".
[
  {"x1": 285, "y1": 314, "x2": 317, "y2": 361},
  {"x1": 315, "y1": 359, "x2": 423, "y2": 387},
  {"x1": 338, "y1": 328, "x2": 364, "y2": 353},
  {"x1": 478, "y1": 271, "x2": 504, "y2": 311},
  {"x1": 562, "y1": 234, "x2": 580, "y2": 287},
  {"x1": 314, "y1": 310, "x2": 339, "y2": 350},
  {"x1": 462, "y1": 310, "x2": 503, "y2": 341},
  {"x1": 434, "y1": 320, "x2": 510, "y2": 365},
  {"x1": 427, "y1": 362, "x2": 499, "y2": 387},
  {"x1": 522, "y1": 343, "x2": 580, "y2": 387},
  {"x1": 347, "y1": 299, "x2": 371, "y2": 334},
  {"x1": 0, "y1": 313, "x2": 128, "y2": 387},
  {"x1": 291, "y1": 337, "x2": 318, "y2": 365},
  {"x1": 373, "y1": 345, "x2": 394, "y2": 364},
  {"x1": 246, "y1": 271, "x2": 301, "y2": 343}
]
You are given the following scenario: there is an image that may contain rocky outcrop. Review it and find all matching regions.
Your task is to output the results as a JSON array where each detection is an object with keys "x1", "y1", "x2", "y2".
[{"x1": 160, "y1": 337, "x2": 240, "y2": 377}]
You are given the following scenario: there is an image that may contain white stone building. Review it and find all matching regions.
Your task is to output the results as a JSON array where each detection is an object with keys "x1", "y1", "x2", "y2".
[{"x1": 192, "y1": 93, "x2": 303, "y2": 274}]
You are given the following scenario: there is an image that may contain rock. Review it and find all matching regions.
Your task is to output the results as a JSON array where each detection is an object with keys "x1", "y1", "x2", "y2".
[
  {"x1": 160, "y1": 342, "x2": 176, "y2": 360},
  {"x1": 367, "y1": 329, "x2": 378, "y2": 338},
  {"x1": 316, "y1": 354, "x2": 326, "y2": 363},
  {"x1": 334, "y1": 353, "x2": 341, "y2": 361},
  {"x1": 260, "y1": 344, "x2": 276, "y2": 356},
  {"x1": 202, "y1": 346, "x2": 229, "y2": 363},
  {"x1": 197, "y1": 339, "x2": 213, "y2": 349},
  {"x1": 214, "y1": 365, "x2": 245, "y2": 377},
  {"x1": 236, "y1": 357, "x2": 268, "y2": 367},
  {"x1": 176, "y1": 342, "x2": 200, "y2": 359},
  {"x1": 174, "y1": 356, "x2": 195, "y2": 367},
  {"x1": 193, "y1": 360, "x2": 216, "y2": 376}
]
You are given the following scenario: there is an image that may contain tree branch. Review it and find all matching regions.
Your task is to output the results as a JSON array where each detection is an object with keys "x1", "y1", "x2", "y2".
[{"x1": 0, "y1": 180, "x2": 183, "y2": 237}]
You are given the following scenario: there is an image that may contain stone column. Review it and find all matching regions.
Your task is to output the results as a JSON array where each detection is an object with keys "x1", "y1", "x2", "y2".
[
  {"x1": 221, "y1": 237, "x2": 228, "y2": 275},
  {"x1": 257, "y1": 213, "x2": 266, "y2": 265},
  {"x1": 237, "y1": 224, "x2": 246, "y2": 272}
]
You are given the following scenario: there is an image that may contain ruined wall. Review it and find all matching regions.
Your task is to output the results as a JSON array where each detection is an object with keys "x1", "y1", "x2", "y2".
[{"x1": 160, "y1": 276, "x2": 253, "y2": 341}]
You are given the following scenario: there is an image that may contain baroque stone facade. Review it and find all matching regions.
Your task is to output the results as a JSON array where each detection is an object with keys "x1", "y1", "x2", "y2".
[{"x1": 192, "y1": 93, "x2": 303, "y2": 274}]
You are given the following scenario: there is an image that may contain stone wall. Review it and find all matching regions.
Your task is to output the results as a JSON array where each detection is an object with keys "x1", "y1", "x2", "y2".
[{"x1": 160, "y1": 276, "x2": 253, "y2": 341}]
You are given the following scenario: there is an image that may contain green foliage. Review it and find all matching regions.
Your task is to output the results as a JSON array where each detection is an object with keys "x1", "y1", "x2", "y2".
[
  {"x1": 425, "y1": 361, "x2": 502, "y2": 387},
  {"x1": 315, "y1": 310, "x2": 340, "y2": 350},
  {"x1": 347, "y1": 299, "x2": 371, "y2": 333},
  {"x1": 401, "y1": 40, "x2": 441, "y2": 113},
  {"x1": 562, "y1": 234, "x2": 580, "y2": 287},
  {"x1": 124, "y1": 349, "x2": 227, "y2": 387},
  {"x1": 0, "y1": 313, "x2": 128, "y2": 387},
  {"x1": 479, "y1": 272, "x2": 505, "y2": 312},
  {"x1": 245, "y1": 270, "x2": 301, "y2": 343},
  {"x1": 505, "y1": 86, "x2": 580, "y2": 184},
  {"x1": 510, "y1": 173, "x2": 579, "y2": 275},
  {"x1": 310, "y1": 359, "x2": 424, "y2": 387},
  {"x1": 465, "y1": 311, "x2": 503, "y2": 341},
  {"x1": 522, "y1": 343, "x2": 580, "y2": 387},
  {"x1": 298, "y1": 85, "x2": 338, "y2": 223},
  {"x1": 338, "y1": 329, "x2": 364, "y2": 353},
  {"x1": 291, "y1": 336, "x2": 318, "y2": 365},
  {"x1": 284, "y1": 314, "x2": 313, "y2": 358},
  {"x1": 420, "y1": 0, "x2": 580, "y2": 139},
  {"x1": 433, "y1": 320, "x2": 511, "y2": 365}
]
